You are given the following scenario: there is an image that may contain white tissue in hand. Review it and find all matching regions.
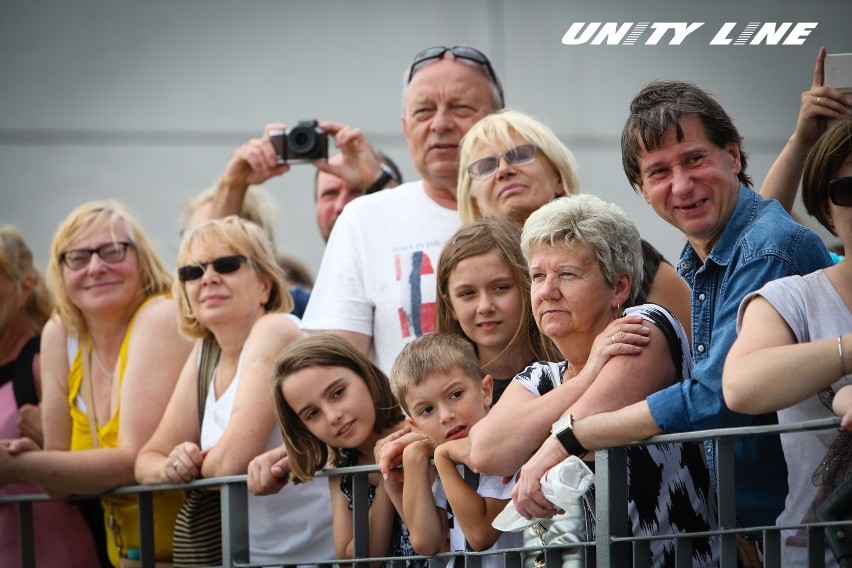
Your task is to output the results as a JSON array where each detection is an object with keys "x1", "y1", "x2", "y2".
[{"x1": 492, "y1": 455, "x2": 594, "y2": 531}]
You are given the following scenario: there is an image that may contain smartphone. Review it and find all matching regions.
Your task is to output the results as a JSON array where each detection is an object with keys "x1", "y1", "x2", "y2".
[{"x1": 826, "y1": 53, "x2": 852, "y2": 93}]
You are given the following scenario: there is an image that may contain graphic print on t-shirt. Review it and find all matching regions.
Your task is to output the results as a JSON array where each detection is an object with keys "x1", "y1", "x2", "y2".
[{"x1": 395, "y1": 250, "x2": 436, "y2": 339}]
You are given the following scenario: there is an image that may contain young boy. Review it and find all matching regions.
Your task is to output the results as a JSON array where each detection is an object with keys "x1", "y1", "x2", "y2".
[{"x1": 388, "y1": 333, "x2": 522, "y2": 568}]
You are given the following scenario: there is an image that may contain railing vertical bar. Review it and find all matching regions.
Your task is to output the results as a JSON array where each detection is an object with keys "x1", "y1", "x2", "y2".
[
  {"x1": 631, "y1": 540, "x2": 651, "y2": 567},
  {"x1": 221, "y1": 482, "x2": 250, "y2": 567},
  {"x1": 596, "y1": 447, "x2": 628, "y2": 567},
  {"x1": 715, "y1": 437, "x2": 737, "y2": 567},
  {"x1": 352, "y1": 469, "x2": 370, "y2": 559},
  {"x1": 18, "y1": 501, "x2": 35, "y2": 568},
  {"x1": 137, "y1": 491, "x2": 155, "y2": 568},
  {"x1": 762, "y1": 529, "x2": 781, "y2": 568},
  {"x1": 808, "y1": 524, "x2": 826, "y2": 568},
  {"x1": 674, "y1": 537, "x2": 692, "y2": 568}
]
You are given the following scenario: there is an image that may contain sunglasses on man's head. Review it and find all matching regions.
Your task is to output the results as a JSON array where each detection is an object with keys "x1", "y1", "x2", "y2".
[
  {"x1": 407, "y1": 45, "x2": 504, "y2": 107},
  {"x1": 178, "y1": 255, "x2": 248, "y2": 282},
  {"x1": 467, "y1": 144, "x2": 539, "y2": 179},
  {"x1": 829, "y1": 177, "x2": 852, "y2": 207}
]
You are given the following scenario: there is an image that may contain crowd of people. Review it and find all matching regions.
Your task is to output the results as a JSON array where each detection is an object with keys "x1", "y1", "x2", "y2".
[{"x1": 1, "y1": 42, "x2": 851, "y2": 568}]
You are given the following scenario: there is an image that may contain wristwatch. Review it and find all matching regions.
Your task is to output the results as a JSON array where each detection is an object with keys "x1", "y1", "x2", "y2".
[
  {"x1": 551, "y1": 414, "x2": 588, "y2": 458},
  {"x1": 363, "y1": 163, "x2": 395, "y2": 195}
]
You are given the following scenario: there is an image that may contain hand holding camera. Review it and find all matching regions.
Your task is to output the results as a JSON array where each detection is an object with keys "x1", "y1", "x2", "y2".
[{"x1": 269, "y1": 119, "x2": 330, "y2": 165}]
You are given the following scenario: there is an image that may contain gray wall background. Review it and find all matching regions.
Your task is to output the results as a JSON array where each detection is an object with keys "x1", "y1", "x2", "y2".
[{"x1": 1, "y1": 0, "x2": 849, "y2": 280}]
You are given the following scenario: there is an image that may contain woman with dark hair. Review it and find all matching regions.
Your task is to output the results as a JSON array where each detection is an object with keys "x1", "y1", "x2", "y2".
[{"x1": 724, "y1": 117, "x2": 852, "y2": 566}]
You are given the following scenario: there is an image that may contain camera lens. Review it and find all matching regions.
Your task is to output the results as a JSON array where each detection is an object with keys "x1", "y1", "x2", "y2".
[{"x1": 288, "y1": 126, "x2": 316, "y2": 155}]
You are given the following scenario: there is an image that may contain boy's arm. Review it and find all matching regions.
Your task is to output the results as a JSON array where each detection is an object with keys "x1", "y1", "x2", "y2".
[
  {"x1": 434, "y1": 438, "x2": 506, "y2": 552},
  {"x1": 402, "y1": 440, "x2": 448, "y2": 556}
]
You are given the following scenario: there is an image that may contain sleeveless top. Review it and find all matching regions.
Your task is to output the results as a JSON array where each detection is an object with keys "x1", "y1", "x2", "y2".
[
  {"x1": 198, "y1": 343, "x2": 335, "y2": 564},
  {"x1": 67, "y1": 296, "x2": 183, "y2": 566}
]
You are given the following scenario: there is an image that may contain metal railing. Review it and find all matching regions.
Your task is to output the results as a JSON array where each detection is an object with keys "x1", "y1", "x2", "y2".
[{"x1": 3, "y1": 417, "x2": 848, "y2": 568}]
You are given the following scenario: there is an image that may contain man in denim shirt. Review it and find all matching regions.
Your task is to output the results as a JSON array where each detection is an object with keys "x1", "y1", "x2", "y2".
[{"x1": 511, "y1": 80, "x2": 831, "y2": 567}]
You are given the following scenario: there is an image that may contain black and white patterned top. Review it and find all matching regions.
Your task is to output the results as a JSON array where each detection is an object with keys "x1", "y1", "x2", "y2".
[{"x1": 514, "y1": 304, "x2": 719, "y2": 568}]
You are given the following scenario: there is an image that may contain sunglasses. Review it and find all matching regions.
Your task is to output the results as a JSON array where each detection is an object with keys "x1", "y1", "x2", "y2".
[
  {"x1": 407, "y1": 45, "x2": 504, "y2": 108},
  {"x1": 178, "y1": 255, "x2": 248, "y2": 282},
  {"x1": 829, "y1": 177, "x2": 852, "y2": 207},
  {"x1": 60, "y1": 241, "x2": 133, "y2": 270},
  {"x1": 467, "y1": 144, "x2": 539, "y2": 179}
]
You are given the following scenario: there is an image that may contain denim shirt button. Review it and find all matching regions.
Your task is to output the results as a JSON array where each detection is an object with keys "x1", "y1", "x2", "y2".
[
  {"x1": 696, "y1": 344, "x2": 705, "y2": 353},
  {"x1": 698, "y1": 292, "x2": 706, "y2": 301}
]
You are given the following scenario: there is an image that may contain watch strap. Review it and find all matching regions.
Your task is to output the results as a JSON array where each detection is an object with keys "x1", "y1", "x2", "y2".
[
  {"x1": 363, "y1": 164, "x2": 394, "y2": 195},
  {"x1": 555, "y1": 425, "x2": 588, "y2": 458}
]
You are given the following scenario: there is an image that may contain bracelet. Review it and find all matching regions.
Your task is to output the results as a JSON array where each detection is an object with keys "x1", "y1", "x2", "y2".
[{"x1": 840, "y1": 336, "x2": 848, "y2": 378}]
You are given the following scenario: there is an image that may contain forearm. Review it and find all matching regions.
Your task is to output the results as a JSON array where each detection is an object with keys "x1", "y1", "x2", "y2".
[
  {"x1": 211, "y1": 176, "x2": 250, "y2": 219},
  {"x1": 759, "y1": 133, "x2": 811, "y2": 213},
  {"x1": 10, "y1": 447, "x2": 136, "y2": 496},
  {"x1": 470, "y1": 381, "x2": 591, "y2": 476},
  {"x1": 573, "y1": 401, "x2": 661, "y2": 450},
  {"x1": 434, "y1": 454, "x2": 501, "y2": 551},
  {"x1": 134, "y1": 447, "x2": 170, "y2": 484},
  {"x1": 402, "y1": 454, "x2": 446, "y2": 555}
]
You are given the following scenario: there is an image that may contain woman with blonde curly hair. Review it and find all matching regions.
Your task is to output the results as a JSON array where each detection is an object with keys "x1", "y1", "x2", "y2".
[
  {"x1": 0, "y1": 202, "x2": 193, "y2": 566},
  {"x1": 136, "y1": 216, "x2": 334, "y2": 566}
]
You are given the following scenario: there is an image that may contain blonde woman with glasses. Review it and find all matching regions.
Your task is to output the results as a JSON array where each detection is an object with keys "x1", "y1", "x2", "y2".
[{"x1": 0, "y1": 201, "x2": 192, "y2": 567}]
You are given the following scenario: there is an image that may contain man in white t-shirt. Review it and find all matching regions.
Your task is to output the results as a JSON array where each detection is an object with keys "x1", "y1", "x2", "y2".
[{"x1": 302, "y1": 46, "x2": 506, "y2": 372}]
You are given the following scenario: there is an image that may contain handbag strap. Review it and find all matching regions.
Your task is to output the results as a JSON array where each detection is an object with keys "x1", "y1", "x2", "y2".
[{"x1": 196, "y1": 336, "x2": 221, "y2": 429}]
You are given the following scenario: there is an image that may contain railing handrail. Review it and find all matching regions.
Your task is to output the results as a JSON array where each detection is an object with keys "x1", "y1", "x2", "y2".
[{"x1": 4, "y1": 416, "x2": 847, "y2": 568}]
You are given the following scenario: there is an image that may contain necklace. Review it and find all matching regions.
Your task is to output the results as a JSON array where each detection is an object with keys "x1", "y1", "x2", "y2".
[{"x1": 91, "y1": 346, "x2": 114, "y2": 380}]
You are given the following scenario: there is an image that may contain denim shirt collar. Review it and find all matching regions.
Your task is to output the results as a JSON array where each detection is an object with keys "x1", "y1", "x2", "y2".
[{"x1": 678, "y1": 184, "x2": 757, "y2": 277}]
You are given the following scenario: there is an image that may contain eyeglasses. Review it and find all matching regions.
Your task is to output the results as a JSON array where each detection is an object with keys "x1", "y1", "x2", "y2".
[
  {"x1": 829, "y1": 177, "x2": 852, "y2": 206},
  {"x1": 177, "y1": 255, "x2": 249, "y2": 282},
  {"x1": 60, "y1": 241, "x2": 133, "y2": 270},
  {"x1": 466, "y1": 144, "x2": 539, "y2": 179},
  {"x1": 407, "y1": 45, "x2": 504, "y2": 108}
]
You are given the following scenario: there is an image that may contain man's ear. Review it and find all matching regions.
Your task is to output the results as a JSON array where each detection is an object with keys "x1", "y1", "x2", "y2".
[
  {"x1": 481, "y1": 374, "x2": 494, "y2": 408},
  {"x1": 725, "y1": 141, "x2": 742, "y2": 175}
]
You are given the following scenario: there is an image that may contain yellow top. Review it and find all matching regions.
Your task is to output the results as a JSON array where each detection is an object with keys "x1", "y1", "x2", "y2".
[{"x1": 68, "y1": 296, "x2": 183, "y2": 566}]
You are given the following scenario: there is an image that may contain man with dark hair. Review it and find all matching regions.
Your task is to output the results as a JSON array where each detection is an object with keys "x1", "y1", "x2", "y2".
[
  {"x1": 511, "y1": 80, "x2": 832, "y2": 567},
  {"x1": 314, "y1": 151, "x2": 402, "y2": 242}
]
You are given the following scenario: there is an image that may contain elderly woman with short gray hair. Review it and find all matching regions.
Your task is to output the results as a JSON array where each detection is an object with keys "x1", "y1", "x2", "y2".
[{"x1": 468, "y1": 194, "x2": 719, "y2": 567}]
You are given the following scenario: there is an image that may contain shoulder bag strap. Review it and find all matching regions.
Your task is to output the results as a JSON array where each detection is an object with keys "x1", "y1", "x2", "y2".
[{"x1": 196, "y1": 336, "x2": 221, "y2": 429}]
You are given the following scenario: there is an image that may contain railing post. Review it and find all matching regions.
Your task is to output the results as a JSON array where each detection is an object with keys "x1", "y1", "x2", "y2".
[
  {"x1": 715, "y1": 437, "x2": 738, "y2": 567},
  {"x1": 595, "y1": 447, "x2": 628, "y2": 567},
  {"x1": 137, "y1": 491, "x2": 155, "y2": 568},
  {"x1": 221, "y1": 482, "x2": 250, "y2": 567},
  {"x1": 18, "y1": 501, "x2": 35, "y2": 568},
  {"x1": 352, "y1": 468, "x2": 370, "y2": 559}
]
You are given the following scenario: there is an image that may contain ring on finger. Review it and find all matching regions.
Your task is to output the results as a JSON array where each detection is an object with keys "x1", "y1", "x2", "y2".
[
  {"x1": 173, "y1": 460, "x2": 180, "y2": 470},
  {"x1": 817, "y1": 96, "x2": 823, "y2": 106},
  {"x1": 611, "y1": 334, "x2": 618, "y2": 344}
]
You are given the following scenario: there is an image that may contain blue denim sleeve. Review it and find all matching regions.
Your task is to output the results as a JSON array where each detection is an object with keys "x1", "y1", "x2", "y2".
[{"x1": 647, "y1": 228, "x2": 832, "y2": 434}]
